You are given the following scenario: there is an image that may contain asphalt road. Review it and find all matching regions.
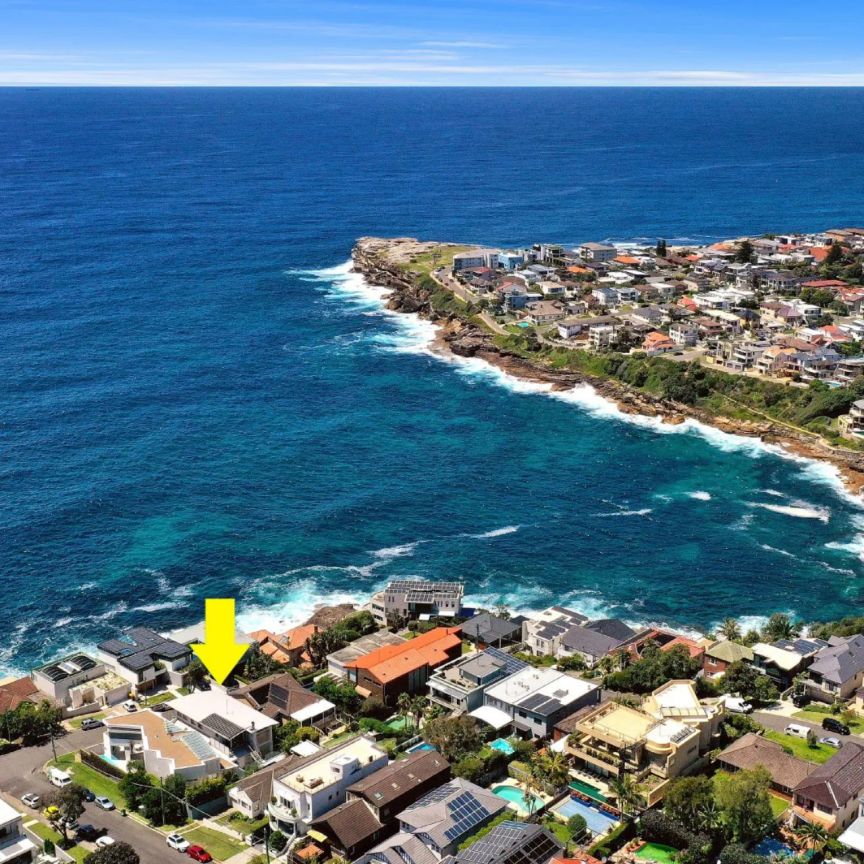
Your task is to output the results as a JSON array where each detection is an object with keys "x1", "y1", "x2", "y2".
[{"x1": 0, "y1": 727, "x2": 177, "y2": 864}]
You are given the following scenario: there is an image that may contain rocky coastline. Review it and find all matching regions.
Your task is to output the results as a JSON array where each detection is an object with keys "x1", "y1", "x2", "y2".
[{"x1": 352, "y1": 236, "x2": 864, "y2": 497}]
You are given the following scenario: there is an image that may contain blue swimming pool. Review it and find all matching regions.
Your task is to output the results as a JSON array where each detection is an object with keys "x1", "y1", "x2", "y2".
[
  {"x1": 490, "y1": 738, "x2": 515, "y2": 755},
  {"x1": 752, "y1": 838, "x2": 796, "y2": 858},
  {"x1": 406, "y1": 742, "x2": 436, "y2": 753},
  {"x1": 552, "y1": 796, "x2": 619, "y2": 837}
]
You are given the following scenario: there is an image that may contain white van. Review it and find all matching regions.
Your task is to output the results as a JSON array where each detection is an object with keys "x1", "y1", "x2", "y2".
[
  {"x1": 49, "y1": 768, "x2": 72, "y2": 788},
  {"x1": 784, "y1": 723, "x2": 811, "y2": 739}
]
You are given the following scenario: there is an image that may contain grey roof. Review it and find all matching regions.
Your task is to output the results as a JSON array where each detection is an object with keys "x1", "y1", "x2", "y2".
[
  {"x1": 809, "y1": 635, "x2": 864, "y2": 686},
  {"x1": 349, "y1": 750, "x2": 450, "y2": 808},
  {"x1": 774, "y1": 637, "x2": 830, "y2": 657},
  {"x1": 585, "y1": 619, "x2": 637, "y2": 642},
  {"x1": 456, "y1": 822, "x2": 563, "y2": 864},
  {"x1": 328, "y1": 631, "x2": 406, "y2": 666},
  {"x1": 561, "y1": 624, "x2": 625, "y2": 658},
  {"x1": 398, "y1": 779, "x2": 507, "y2": 848},
  {"x1": 357, "y1": 832, "x2": 439, "y2": 864},
  {"x1": 794, "y1": 741, "x2": 864, "y2": 810},
  {"x1": 461, "y1": 614, "x2": 524, "y2": 644},
  {"x1": 200, "y1": 713, "x2": 245, "y2": 741},
  {"x1": 231, "y1": 761, "x2": 292, "y2": 809},
  {"x1": 98, "y1": 627, "x2": 190, "y2": 672}
]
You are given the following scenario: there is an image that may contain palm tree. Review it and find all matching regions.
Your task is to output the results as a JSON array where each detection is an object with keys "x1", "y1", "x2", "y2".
[
  {"x1": 533, "y1": 751, "x2": 570, "y2": 793},
  {"x1": 397, "y1": 693, "x2": 412, "y2": 731},
  {"x1": 524, "y1": 767, "x2": 545, "y2": 823},
  {"x1": 609, "y1": 774, "x2": 641, "y2": 816},
  {"x1": 718, "y1": 618, "x2": 741, "y2": 641},
  {"x1": 613, "y1": 649, "x2": 631, "y2": 671},
  {"x1": 596, "y1": 656, "x2": 614, "y2": 677},
  {"x1": 409, "y1": 695, "x2": 427, "y2": 732},
  {"x1": 793, "y1": 821, "x2": 829, "y2": 853}
]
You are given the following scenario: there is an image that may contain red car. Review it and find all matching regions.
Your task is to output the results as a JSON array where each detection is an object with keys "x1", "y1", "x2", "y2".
[{"x1": 186, "y1": 846, "x2": 213, "y2": 863}]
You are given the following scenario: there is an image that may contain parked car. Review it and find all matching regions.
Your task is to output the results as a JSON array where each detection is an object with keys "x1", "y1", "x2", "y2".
[
  {"x1": 122, "y1": 700, "x2": 138, "y2": 713},
  {"x1": 820, "y1": 736, "x2": 842, "y2": 748},
  {"x1": 82, "y1": 789, "x2": 96, "y2": 802},
  {"x1": 59, "y1": 817, "x2": 79, "y2": 831},
  {"x1": 784, "y1": 723, "x2": 811, "y2": 739},
  {"x1": 95, "y1": 796, "x2": 115, "y2": 811},
  {"x1": 49, "y1": 768, "x2": 72, "y2": 788},
  {"x1": 152, "y1": 702, "x2": 172, "y2": 713},
  {"x1": 822, "y1": 717, "x2": 851, "y2": 736},
  {"x1": 21, "y1": 793, "x2": 40, "y2": 808},
  {"x1": 725, "y1": 695, "x2": 753, "y2": 714},
  {"x1": 81, "y1": 718, "x2": 105, "y2": 731},
  {"x1": 76, "y1": 825, "x2": 106, "y2": 842},
  {"x1": 167, "y1": 834, "x2": 191, "y2": 852},
  {"x1": 95, "y1": 836, "x2": 116, "y2": 849},
  {"x1": 186, "y1": 845, "x2": 213, "y2": 862},
  {"x1": 792, "y1": 693, "x2": 810, "y2": 708}
]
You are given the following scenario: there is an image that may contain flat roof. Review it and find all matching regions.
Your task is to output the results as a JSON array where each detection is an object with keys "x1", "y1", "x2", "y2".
[
  {"x1": 484, "y1": 667, "x2": 597, "y2": 715},
  {"x1": 580, "y1": 703, "x2": 656, "y2": 744},
  {"x1": 172, "y1": 690, "x2": 279, "y2": 733},
  {"x1": 106, "y1": 710, "x2": 215, "y2": 769},
  {"x1": 275, "y1": 736, "x2": 385, "y2": 793}
]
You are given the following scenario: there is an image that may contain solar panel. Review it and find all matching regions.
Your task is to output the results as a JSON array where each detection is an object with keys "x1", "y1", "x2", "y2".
[
  {"x1": 411, "y1": 781, "x2": 457, "y2": 808},
  {"x1": 444, "y1": 791, "x2": 489, "y2": 841}
]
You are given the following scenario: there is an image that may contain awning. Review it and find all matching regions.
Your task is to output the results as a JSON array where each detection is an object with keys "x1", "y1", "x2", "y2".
[
  {"x1": 839, "y1": 816, "x2": 864, "y2": 853},
  {"x1": 469, "y1": 705, "x2": 513, "y2": 731},
  {"x1": 292, "y1": 699, "x2": 335, "y2": 723},
  {"x1": 307, "y1": 830, "x2": 329, "y2": 844}
]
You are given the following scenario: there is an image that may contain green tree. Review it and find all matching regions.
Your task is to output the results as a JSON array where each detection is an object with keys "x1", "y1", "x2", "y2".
[
  {"x1": 567, "y1": 814, "x2": 588, "y2": 842},
  {"x1": 118, "y1": 763, "x2": 154, "y2": 812},
  {"x1": 656, "y1": 239, "x2": 668, "y2": 258},
  {"x1": 735, "y1": 241, "x2": 754, "y2": 263},
  {"x1": 717, "y1": 619, "x2": 741, "y2": 641},
  {"x1": 312, "y1": 676, "x2": 361, "y2": 718},
  {"x1": 792, "y1": 821, "x2": 829, "y2": 853},
  {"x1": 609, "y1": 774, "x2": 641, "y2": 816},
  {"x1": 183, "y1": 658, "x2": 209, "y2": 691},
  {"x1": 825, "y1": 243, "x2": 844, "y2": 265},
  {"x1": 47, "y1": 783, "x2": 87, "y2": 844},
  {"x1": 530, "y1": 750, "x2": 570, "y2": 793},
  {"x1": 713, "y1": 768, "x2": 774, "y2": 845},
  {"x1": 269, "y1": 831, "x2": 288, "y2": 853},
  {"x1": 84, "y1": 842, "x2": 140, "y2": 864},
  {"x1": 141, "y1": 774, "x2": 187, "y2": 826},
  {"x1": 664, "y1": 775, "x2": 714, "y2": 829},
  {"x1": 241, "y1": 646, "x2": 283, "y2": 681},
  {"x1": 762, "y1": 613, "x2": 800, "y2": 641},
  {"x1": 423, "y1": 715, "x2": 483, "y2": 761}
]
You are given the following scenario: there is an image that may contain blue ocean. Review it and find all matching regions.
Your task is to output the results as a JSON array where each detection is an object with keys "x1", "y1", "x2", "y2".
[{"x1": 4, "y1": 87, "x2": 864, "y2": 675}]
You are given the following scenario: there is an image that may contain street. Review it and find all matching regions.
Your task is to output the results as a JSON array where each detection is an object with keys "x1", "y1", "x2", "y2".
[{"x1": 0, "y1": 726, "x2": 176, "y2": 864}]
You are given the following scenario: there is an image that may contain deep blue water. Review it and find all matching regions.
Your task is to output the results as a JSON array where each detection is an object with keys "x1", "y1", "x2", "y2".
[{"x1": 4, "y1": 87, "x2": 864, "y2": 675}]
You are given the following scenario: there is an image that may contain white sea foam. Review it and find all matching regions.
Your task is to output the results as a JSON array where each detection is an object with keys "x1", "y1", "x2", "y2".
[
  {"x1": 758, "y1": 543, "x2": 796, "y2": 558},
  {"x1": 825, "y1": 537, "x2": 864, "y2": 557},
  {"x1": 747, "y1": 501, "x2": 830, "y2": 522},
  {"x1": 687, "y1": 491, "x2": 712, "y2": 501},
  {"x1": 761, "y1": 489, "x2": 785, "y2": 498},
  {"x1": 370, "y1": 542, "x2": 423, "y2": 560},
  {"x1": 463, "y1": 525, "x2": 521, "y2": 539},
  {"x1": 596, "y1": 508, "x2": 653, "y2": 517}
]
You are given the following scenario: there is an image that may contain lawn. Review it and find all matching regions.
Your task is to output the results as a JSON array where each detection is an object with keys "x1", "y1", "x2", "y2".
[
  {"x1": 179, "y1": 825, "x2": 247, "y2": 861},
  {"x1": 763, "y1": 730, "x2": 836, "y2": 763},
  {"x1": 27, "y1": 821, "x2": 89, "y2": 863},
  {"x1": 793, "y1": 706, "x2": 864, "y2": 733},
  {"x1": 401, "y1": 245, "x2": 472, "y2": 277},
  {"x1": 53, "y1": 754, "x2": 125, "y2": 805},
  {"x1": 143, "y1": 691, "x2": 176, "y2": 707},
  {"x1": 67, "y1": 712, "x2": 106, "y2": 730},
  {"x1": 542, "y1": 818, "x2": 572, "y2": 845},
  {"x1": 769, "y1": 794, "x2": 791, "y2": 819},
  {"x1": 214, "y1": 811, "x2": 268, "y2": 833}
]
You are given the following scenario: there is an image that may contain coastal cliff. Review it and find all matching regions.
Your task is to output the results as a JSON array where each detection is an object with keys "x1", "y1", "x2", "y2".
[{"x1": 352, "y1": 236, "x2": 864, "y2": 496}]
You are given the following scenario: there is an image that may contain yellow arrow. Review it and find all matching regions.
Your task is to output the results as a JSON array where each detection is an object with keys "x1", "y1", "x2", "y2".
[{"x1": 191, "y1": 598, "x2": 248, "y2": 685}]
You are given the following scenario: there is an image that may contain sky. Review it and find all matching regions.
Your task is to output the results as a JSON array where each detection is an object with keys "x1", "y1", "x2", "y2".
[{"x1": 2, "y1": 0, "x2": 864, "y2": 87}]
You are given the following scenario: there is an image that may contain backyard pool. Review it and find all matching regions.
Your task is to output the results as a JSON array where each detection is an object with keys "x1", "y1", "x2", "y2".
[
  {"x1": 752, "y1": 838, "x2": 797, "y2": 858},
  {"x1": 492, "y1": 784, "x2": 544, "y2": 816},
  {"x1": 490, "y1": 738, "x2": 515, "y2": 755},
  {"x1": 406, "y1": 742, "x2": 436, "y2": 753},
  {"x1": 635, "y1": 843, "x2": 678, "y2": 864},
  {"x1": 551, "y1": 796, "x2": 619, "y2": 837}
]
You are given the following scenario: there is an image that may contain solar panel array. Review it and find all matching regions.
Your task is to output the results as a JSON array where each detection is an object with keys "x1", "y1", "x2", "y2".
[
  {"x1": 484, "y1": 647, "x2": 528, "y2": 677},
  {"x1": 457, "y1": 822, "x2": 562, "y2": 864},
  {"x1": 443, "y1": 791, "x2": 489, "y2": 841}
]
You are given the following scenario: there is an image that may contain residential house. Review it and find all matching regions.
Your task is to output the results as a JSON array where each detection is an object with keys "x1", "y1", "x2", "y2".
[
  {"x1": 356, "y1": 779, "x2": 508, "y2": 862},
  {"x1": 668, "y1": 323, "x2": 698, "y2": 346},
  {"x1": 0, "y1": 678, "x2": 38, "y2": 715},
  {"x1": 311, "y1": 750, "x2": 451, "y2": 859},
  {"x1": 31, "y1": 653, "x2": 128, "y2": 713},
  {"x1": 453, "y1": 822, "x2": 564, "y2": 864},
  {"x1": 833, "y1": 358, "x2": 864, "y2": 386},
  {"x1": 842, "y1": 400, "x2": 864, "y2": 437},
  {"x1": 460, "y1": 613, "x2": 526, "y2": 648},
  {"x1": 559, "y1": 619, "x2": 637, "y2": 668},
  {"x1": 752, "y1": 638, "x2": 829, "y2": 689},
  {"x1": 229, "y1": 761, "x2": 292, "y2": 819},
  {"x1": 0, "y1": 799, "x2": 36, "y2": 864},
  {"x1": 631, "y1": 306, "x2": 665, "y2": 327},
  {"x1": 522, "y1": 607, "x2": 587, "y2": 657},
  {"x1": 269, "y1": 735, "x2": 389, "y2": 838},
  {"x1": 716, "y1": 733, "x2": 814, "y2": 797},
  {"x1": 536, "y1": 281, "x2": 565, "y2": 298},
  {"x1": 453, "y1": 250, "x2": 498, "y2": 272},
  {"x1": 838, "y1": 288, "x2": 864, "y2": 314},
  {"x1": 427, "y1": 648, "x2": 528, "y2": 714},
  {"x1": 839, "y1": 797, "x2": 864, "y2": 857},
  {"x1": 804, "y1": 635, "x2": 864, "y2": 703},
  {"x1": 327, "y1": 632, "x2": 406, "y2": 680},
  {"x1": 589, "y1": 324, "x2": 621, "y2": 350},
  {"x1": 344, "y1": 627, "x2": 463, "y2": 705},
  {"x1": 642, "y1": 331, "x2": 675, "y2": 354},
  {"x1": 102, "y1": 708, "x2": 225, "y2": 781},
  {"x1": 641, "y1": 680, "x2": 725, "y2": 753},
  {"x1": 170, "y1": 689, "x2": 278, "y2": 767},
  {"x1": 372, "y1": 580, "x2": 464, "y2": 626},
  {"x1": 476, "y1": 666, "x2": 600, "y2": 737},
  {"x1": 591, "y1": 286, "x2": 619, "y2": 307},
  {"x1": 498, "y1": 252, "x2": 525, "y2": 270},
  {"x1": 230, "y1": 672, "x2": 336, "y2": 728},
  {"x1": 580, "y1": 243, "x2": 617, "y2": 263},
  {"x1": 97, "y1": 627, "x2": 192, "y2": 691},
  {"x1": 760, "y1": 270, "x2": 800, "y2": 293},
  {"x1": 791, "y1": 741, "x2": 864, "y2": 832},
  {"x1": 247, "y1": 624, "x2": 319, "y2": 667},
  {"x1": 526, "y1": 301, "x2": 567, "y2": 325},
  {"x1": 702, "y1": 640, "x2": 754, "y2": 677}
]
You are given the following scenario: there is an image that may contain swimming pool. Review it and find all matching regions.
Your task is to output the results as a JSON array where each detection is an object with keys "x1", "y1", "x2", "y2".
[
  {"x1": 490, "y1": 738, "x2": 515, "y2": 755},
  {"x1": 635, "y1": 843, "x2": 678, "y2": 864},
  {"x1": 752, "y1": 838, "x2": 797, "y2": 858},
  {"x1": 406, "y1": 742, "x2": 436, "y2": 753},
  {"x1": 551, "y1": 796, "x2": 619, "y2": 837},
  {"x1": 492, "y1": 784, "x2": 544, "y2": 815},
  {"x1": 569, "y1": 778, "x2": 606, "y2": 803}
]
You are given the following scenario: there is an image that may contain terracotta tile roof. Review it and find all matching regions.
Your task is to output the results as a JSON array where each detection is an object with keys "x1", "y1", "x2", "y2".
[
  {"x1": 808, "y1": 247, "x2": 832, "y2": 262},
  {"x1": 553, "y1": 853, "x2": 604, "y2": 864},
  {"x1": 346, "y1": 627, "x2": 462, "y2": 683},
  {"x1": 0, "y1": 677, "x2": 39, "y2": 714},
  {"x1": 718, "y1": 732, "x2": 814, "y2": 788},
  {"x1": 312, "y1": 798, "x2": 382, "y2": 853},
  {"x1": 801, "y1": 279, "x2": 847, "y2": 289}
]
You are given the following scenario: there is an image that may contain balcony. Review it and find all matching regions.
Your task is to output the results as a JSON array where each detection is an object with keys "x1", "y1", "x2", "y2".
[{"x1": 268, "y1": 800, "x2": 299, "y2": 830}]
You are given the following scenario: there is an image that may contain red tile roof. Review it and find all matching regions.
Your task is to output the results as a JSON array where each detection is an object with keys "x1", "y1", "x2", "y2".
[
  {"x1": 346, "y1": 627, "x2": 462, "y2": 683},
  {"x1": 0, "y1": 677, "x2": 39, "y2": 713}
]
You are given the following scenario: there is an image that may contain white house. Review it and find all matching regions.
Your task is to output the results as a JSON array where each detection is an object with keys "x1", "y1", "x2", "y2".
[{"x1": 0, "y1": 800, "x2": 36, "y2": 864}]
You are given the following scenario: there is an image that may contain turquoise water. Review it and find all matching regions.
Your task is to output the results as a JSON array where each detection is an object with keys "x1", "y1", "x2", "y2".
[
  {"x1": 3, "y1": 88, "x2": 864, "y2": 674},
  {"x1": 490, "y1": 738, "x2": 515, "y2": 755},
  {"x1": 552, "y1": 797, "x2": 619, "y2": 836},
  {"x1": 492, "y1": 785, "x2": 544, "y2": 814}
]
